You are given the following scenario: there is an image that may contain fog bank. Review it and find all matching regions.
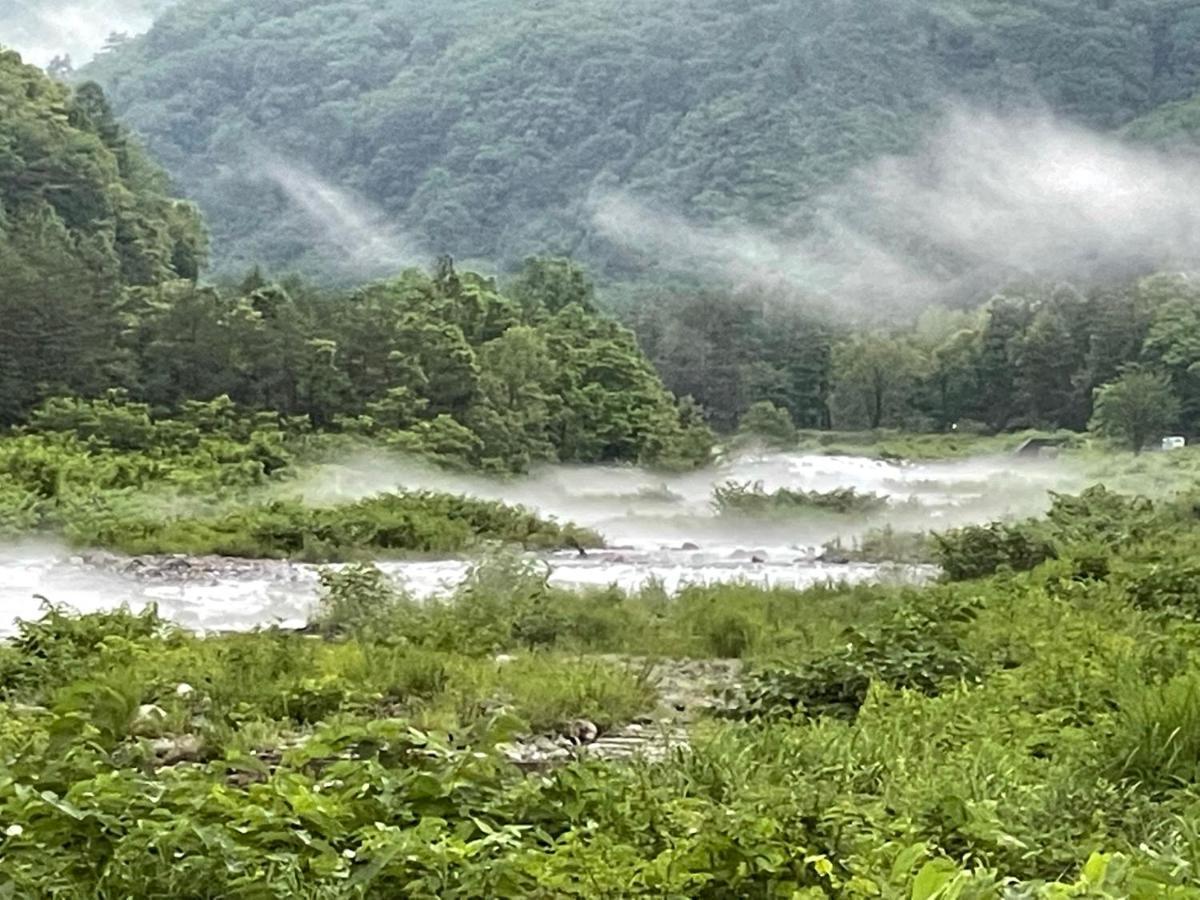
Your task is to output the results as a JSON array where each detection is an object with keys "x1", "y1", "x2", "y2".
[
  {"x1": 592, "y1": 107, "x2": 1200, "y2": 313},
  {"x1": 2, "y1": 0, "x2": 174, "y2": 66},
  {"x1": 256, "y1": 155, "x2": 427, "y2": 278}
]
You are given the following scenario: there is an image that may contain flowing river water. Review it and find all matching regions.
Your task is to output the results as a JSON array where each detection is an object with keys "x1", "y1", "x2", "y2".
[{"x1": 0, "y1": 451, "x2": 1082, "y2": 635}]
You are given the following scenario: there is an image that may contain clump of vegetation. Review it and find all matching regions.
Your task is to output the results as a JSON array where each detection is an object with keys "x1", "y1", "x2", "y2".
[
  {"x1": 10, "y1": 483, "x2": 1200, "y2": 893},
  {"x1": 712, "y1": 479, "x2": 888, "y2": 517},
  {"x1": 933, "y1": 520, "x2": 1058, "y2": 581},
  {"x1": 1089, "y1": 367, "x2": 1181, "y2": 453},
  {"x1": 822, "y1": 526, "x2": 935, "y2": 564},
  {"x1": 82, "y1": 491, "x2": 600, "y2": 561},
  {"x1": 735, "y1": 400, "x2": 797, "y2": 449},
  {"x1": 727, "y1": 594, "x2": 983, "y2": 720}
]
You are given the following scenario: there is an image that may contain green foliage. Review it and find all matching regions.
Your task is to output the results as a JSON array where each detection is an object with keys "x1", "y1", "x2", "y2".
[
  {"x1": 13, "y1": 498, "x2": 1200, "y2": 893},
  {"x1": 736, "y1": 400, "x2": 797, "y2": 448},
  {"x1": 0, "y1": 52, "x2": 205, "y2": 425},
  {"x1": 85, "y1": 492, "x2": 600, "y2": 561},
  {"x1": 0, "y1": 57, "x2": 708, "y2": 469},
  {"x1": 1110, "y1": 669, "x2": 1200, "y2": 793},
  {"x1": 81, "y1": 0, "x2": 1200, "y2": 283},
  {"x1": 824, "y1": 526, "x2": 936, "y2": 565},
  {"x1": 640, "y1": 274, "x2": 1200, "y2": 444},
  {"x1": 728, "y1": 594, "x2": 983, "y2": 720},
  {"x1": 934, "y1": 522, "x2": 1058, "y2": 581},
  {"x1": 832, "y1": 333, "x2": 926, "y2": 430},
  {"x1": 712, "y1": 479, "x2": 888, "y2": 517},
  {"x1": 1090, "y1": 367, "x2": 1181, "y2": 452}
]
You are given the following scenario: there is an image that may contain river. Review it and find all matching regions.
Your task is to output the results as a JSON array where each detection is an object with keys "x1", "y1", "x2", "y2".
[{"x1": 0, "y1": 451, "x2": 1081, "y2": 634}]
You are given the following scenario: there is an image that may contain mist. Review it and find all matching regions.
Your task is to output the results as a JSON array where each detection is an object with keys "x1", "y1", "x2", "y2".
[
  {"x1": 256, "y1": 155, "x2": 427, "y2": 278},
  {"x1": 1, "y1": 0, "x2": 174, "y2": 66},
  {"x1": 0, "y1": 449, "x2": 1091, "y2": 634},
  {"x1": 294, "y1": 449, "x2": 1088, "y2": 552},
  {"x1": 592, "y1": 107, "x2": 1200, "y2": 313}
]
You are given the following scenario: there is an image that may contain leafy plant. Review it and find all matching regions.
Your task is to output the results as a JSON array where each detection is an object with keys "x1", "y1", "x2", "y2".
[{"x1": 934, "y1": 521, "x2": 1057, "y2": 581}]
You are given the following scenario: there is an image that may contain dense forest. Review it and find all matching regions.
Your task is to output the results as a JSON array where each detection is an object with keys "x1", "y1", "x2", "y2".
[
  {"x1": 619, "y1": 272, "x2": 1200, "y2": 441},
  {"x1": 8, "y1": 40, "x2": 1200, "y2": 447},
  {"x1": 81, "y1": 0, "x2": 1200, "y2": 280},
  {"x1": 16, "y1": 5, "x2": 1200, "y2": 896},
  {"x1": 0, "y1": 50, "x2": 709, "y2": 470}
]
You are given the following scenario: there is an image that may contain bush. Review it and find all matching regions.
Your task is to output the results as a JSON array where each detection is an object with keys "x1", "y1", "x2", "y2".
[
  {"x1": 87, "y1": 491, "x2": 602, "y2": 560},
  {"x1": 727, "y1": 595, "x2": 983, "y2": 720},
  {"x1": 736, "y1": 401, "x2": 797, "y2": 448},
  {"x1": 312, "y1": 563, "x2": 415, "y2": 638},
  {"x1": 933, "y1": 521, "x2": 1057, "y2": 581},
  {"x1": 712, "y1": 480, "x2": 887, "y2": 517},
  {"x1": 1118, "y1": 556, "x2": 1200, "y2": 618}
]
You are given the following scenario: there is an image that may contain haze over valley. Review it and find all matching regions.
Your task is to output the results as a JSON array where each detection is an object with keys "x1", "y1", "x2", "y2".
[{"x1": 7, "y1": 2, "x2": 1200, "y2": 893}]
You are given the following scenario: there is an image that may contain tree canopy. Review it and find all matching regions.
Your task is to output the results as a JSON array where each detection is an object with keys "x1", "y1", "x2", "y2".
[
  {"x1": 0, "y1": 55, "x2": 709, "y2": 470},
  {"x1": 77, "y1": 0, "x2": 1200, "y2": 278},
  {"x1": 0, "y1": 50, "x2": 206, "y2": 424}
]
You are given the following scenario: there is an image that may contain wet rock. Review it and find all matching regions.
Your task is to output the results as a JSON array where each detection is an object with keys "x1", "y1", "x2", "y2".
[
  {"x1": 569, "y1": 719, "x2": 598, "y2": 745},
  {"x1": 680, "y1": 542, "x2": 701, "y2": 551},
  {"x1": 152, "y1": 734, "x2": 204, "y2": 766},
  {"x1": 133, "y1": 704, "x2": 168, "y2": 736}
]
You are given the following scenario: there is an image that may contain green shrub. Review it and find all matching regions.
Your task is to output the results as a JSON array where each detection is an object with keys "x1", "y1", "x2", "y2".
[
  {"x1": 736, "y1": 401, "x2": 797, "y2": 448},
  {"x1": 712, "y1": 479, "x2": 887, "y2": 517},
  {"x1": 728, "y1": 595, "x2": 983, "y2": 720},
  {"x1": 1118, "y1": 557, "x2": 1200, "y2": 618},
  {"x1": 312, "y1": 563, "x2": 414, "y2": 638},
  {"x1": 87, "y1": 491, "x2": 601, "y2": 560},
  {"x1": 934, "y1": 521, "x2": 1057, "y2": 581}
]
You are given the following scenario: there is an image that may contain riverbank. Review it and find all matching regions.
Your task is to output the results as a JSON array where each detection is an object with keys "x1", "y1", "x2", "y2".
[{"x1": 5, "y1": 482, "x2": 1200, "y2": 894}]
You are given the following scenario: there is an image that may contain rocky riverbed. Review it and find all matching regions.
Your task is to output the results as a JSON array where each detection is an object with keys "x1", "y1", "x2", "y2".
[
  {"x1": 0, "y1": 547, "x2": 933, "y2": 635},
  {"x1": 0, "y1": 451, "x2": 1076, "y2": 635}
]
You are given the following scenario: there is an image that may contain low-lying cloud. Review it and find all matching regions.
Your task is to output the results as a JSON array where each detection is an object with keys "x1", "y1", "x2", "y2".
[
  {"x1": 2, "y1": 0, "x2": 172, "y2": 66},
  {"x1": 257, "y1": 155, "x2": 426, "y2": 278},
  {"x1": 592, "y1": 107, "x2": 1200, "y2": 313}
]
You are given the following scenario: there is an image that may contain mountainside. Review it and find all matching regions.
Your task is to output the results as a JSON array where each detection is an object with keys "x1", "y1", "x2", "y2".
[
  {"x1": 0, "y1": 49, "x2": 205, "y2": 422},
  {"x1": 81, "y1": 0, "x2": 1200, "y2": 281}
]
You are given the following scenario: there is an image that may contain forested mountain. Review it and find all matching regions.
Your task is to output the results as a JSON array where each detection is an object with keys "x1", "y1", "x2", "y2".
[
  {"x1": 0, "y1": 53, "x2": 710, "y2": 469},
  {"x1": 81, "y1": 0, "x2": 1200, "y2": 280},
  {"x1": 0, "y1": 49, "x2": 205, "y2": 424}
]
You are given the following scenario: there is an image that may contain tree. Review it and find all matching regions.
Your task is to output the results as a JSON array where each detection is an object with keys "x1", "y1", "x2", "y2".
[
  {"x1": 0, "y1": 52, "x2": 204, "y2": 423},
  {"x1": 1139, "y1": 275, "x2": 1200, "y2": 432},
  {"x1": 737, "y1": 401, "x2": 797, "y2": 448},
  {"x1": 831, "y1": 335, "x2": 925, "y2": 430},
  {"x1": 1089, "y1": 368, "x2": 1180, "y2": 453},
  {"x1": 507, "y1": 257, "x2": 596, "y2": 315},
  {"x1": 920, "y1": 329, "x2": 978, "y2": 431},
  {"x1": 974, "y1": 297, "x2": 1032, "y2": 432}
]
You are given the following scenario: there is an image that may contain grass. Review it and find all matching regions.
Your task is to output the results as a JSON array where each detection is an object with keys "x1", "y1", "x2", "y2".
[
  {"x1": 13, "y1": 428, "x2": 1200, "y2": 893},
  {"x1": 5, "y1": 539, "x2": 1200, "y2": 894}
]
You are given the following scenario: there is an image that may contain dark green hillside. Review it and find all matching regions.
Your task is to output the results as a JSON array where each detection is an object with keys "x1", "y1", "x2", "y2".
[
  {"x1": 0, "y1": 50, "x2": 206, "y2": 423},
  {"x1": 83, "y1": 0, "x2": 1200, "y2": 277}
]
